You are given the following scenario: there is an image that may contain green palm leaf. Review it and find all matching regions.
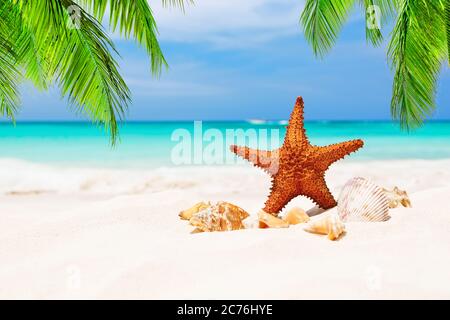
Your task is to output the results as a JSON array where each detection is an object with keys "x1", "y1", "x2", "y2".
[
  {"x1": 57, "y1": 1, "x2": 131, "y2": 144},
  {"x1": 15, "y1": 0, "x2": 131, "y2": 144},
  {"x1": 446, "y1": 0, "x2": 450, "y2": 63},
  {"x1": 301, "y1": 0, "x2": 449, "y2": 129},
  {"x1": 11, "y1": 3, "x2": 51, "y2": 91},
  {"x1": 300, "y1": 0, "x2": 357, "y2": 57},
  {"x1": 162, "y1": 0, "x2": 194, "y2": 11},
  {"x1": 0, "y1": 2, "x2": 21, "y2": 120},
  {"x1": 0, "y1": 0, "x2": 187, "y2": 143},
  {"x1": 388, "y1": 0, "x2": 447, "y2": 129},
  {"x1": 16, "y1": 29, "x2": 50, "y2": 90},
  {"x1": 78, "y1": 0, "x2": 184, "y2": 74},
  {"x1": 0, "y1": 54, "x2": 19, "y2": 121}
]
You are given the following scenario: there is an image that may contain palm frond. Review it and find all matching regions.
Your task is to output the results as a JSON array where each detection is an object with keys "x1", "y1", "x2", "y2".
[
  {"x1": 57, "y1": 1, "x2": 131, "y2": 144},
  {"x1": 0, "y1": 65, "x2": 19, "y2": 121},
  {"x1": 162, "y1": 0, "x2": 194, "y2": 11},
  {"x1": 445, "y1": 0, "x2": 450, "y2": 63},
  {"x1": 2, "y1": 0, "x2": 188, "y2": 143},
  {"x1": 300, "y1": 0, "x2": 357, "y2": 57},
  {"x1": 78, "y1": 0, "x2": 169, "y2": 75},
  {"x1": 15, "y1": 26, "x2": 51, "y2": 90},
  {"x1": 15, "y1": 0, "x2": 131, "y2": 144},
  {"x1": 0, "y1": 1, "x2": 21, "y2": 120},
  {"x1": 388, "y1": 0, "x2": 447, "y2": 129},
  {"x1": 7, "y1": 2, "x2": 50, "y2": 90}
]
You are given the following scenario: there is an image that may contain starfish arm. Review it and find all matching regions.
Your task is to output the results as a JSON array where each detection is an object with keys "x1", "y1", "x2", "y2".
[
  {"x1": 302, "y1": 175, "x2": 338, "y2": 209},
  {"x1": 284, "y1": 96, "x2": 309, "y2": 149},
  {"x1": 312, "y1": 139, "x2": 364, "y2": 170},
  {"x1": 230, "y1": 145, "x2": 279, "y2": 175},
  {"x1": 263, "y1": 177, "x2": 297, "y2": 214}
]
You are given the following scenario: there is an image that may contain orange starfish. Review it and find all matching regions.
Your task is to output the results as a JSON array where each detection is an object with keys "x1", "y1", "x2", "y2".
[{"x1": 231, "y1": 96, "x2": 364, "y2": 215}]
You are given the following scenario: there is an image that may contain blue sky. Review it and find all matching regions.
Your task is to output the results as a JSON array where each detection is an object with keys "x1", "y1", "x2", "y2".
[{"x1": 17, "y1": 0, "x2": 450, "y2": 121}]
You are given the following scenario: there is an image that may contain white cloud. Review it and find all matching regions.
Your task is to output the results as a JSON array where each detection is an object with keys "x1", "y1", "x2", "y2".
[{"x1": 149, "y1": 0, "x2": 305, "y2": 48}]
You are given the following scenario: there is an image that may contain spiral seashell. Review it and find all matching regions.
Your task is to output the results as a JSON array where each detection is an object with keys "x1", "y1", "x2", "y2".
[
  {"x1": 179, "y1": 201, "x2": 210, "y2": 220},
  {"x1": 283, "y1": 207, "x2": 310, "y2": 225},
  {"x1": 258, "y1": 210, "x2": 290, "y2": 229},
  {"x1": 188, "y1": 201, "x2": 250, "y2": 232},
  {"x1": 338, "y1": 177, "x2": 390, "y2": 222},
  {"x1": 303, "y1": 213, "x2": 345, "y2": 241}
]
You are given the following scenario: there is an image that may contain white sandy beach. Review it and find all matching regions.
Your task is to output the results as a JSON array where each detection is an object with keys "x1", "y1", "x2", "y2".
[{"x1": 0, "y1": 158, "x2": 449, "y2": 299}]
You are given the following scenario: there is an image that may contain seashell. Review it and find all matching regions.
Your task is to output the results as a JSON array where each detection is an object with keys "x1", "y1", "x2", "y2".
[
  {"x1": 258, "y1": 210, "x2": 290, "y2": 229},
  {"x1": 242, "y1": 215, "x2": 259, "y2": 229},
  {"x1": 189, "y1": 201, "x2": 250, "y2": 232},
  {"x1": 283, "y1": 207, "x2": 310, "y2": 225},
  {"x1": 179, "y1": 201, "x2": 210, "y2": 220},
  {"x1": 190, "y1": 228, "x2": 204, "y2": 234},
  {"x1": 303, "y1": 213, "x2": 345, "y2": 241},
  {"x1": 382, "y1": 187, "x2": 412, "y2": 208},
  {"x1": 338, "y1": 177, "x2": 390, "y2": 222}
]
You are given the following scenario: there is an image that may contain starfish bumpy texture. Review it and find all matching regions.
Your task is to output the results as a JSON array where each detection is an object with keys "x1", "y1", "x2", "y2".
[{"x1": 231, "y1": 97, "x2": 364, "y2": 215}]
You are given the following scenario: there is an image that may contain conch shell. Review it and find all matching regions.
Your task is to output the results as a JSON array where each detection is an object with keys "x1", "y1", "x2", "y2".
[
  {"x1": 283, "y1": 207, "x2": 310, "y2": 225},
  {"x1": 382, "y1": 187, "x2": 412, "y2": 208},
  {"x1": 258, "y1": 210, "x2": 289, "y2": 229},
  {"x1": 303, "y1": 213, "x2": 345, "y2": 241},
  {"x1": 338, "y1": 177, "x2": 390, "y2": 222},
  {"x1": 179, "y1": 201, "x2": 210, "y2": 220},
  {"x1": 189, "y1": 201, "x2": 250, "y2": 233}
]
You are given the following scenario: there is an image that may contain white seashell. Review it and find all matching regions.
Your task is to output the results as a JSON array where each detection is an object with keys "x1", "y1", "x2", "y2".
[
  {"x1": 188, "y1": 201, "x2": 249, "y2": 232},
  {"x1": 283, "y1": 207, "x2": 310, "y2": 225},
  {"x1": 338, "y1": 177, "x2": 390, "y2": 222},
  {"x1": 258, "y1": 210, "x2": 289, "y2": 229},
  {"x1": 303, "y1": 213, "x2": 345, "y2": 240}
]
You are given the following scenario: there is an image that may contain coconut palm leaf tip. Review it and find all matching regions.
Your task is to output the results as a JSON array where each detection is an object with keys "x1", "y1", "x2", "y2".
[
  {"x1": 0, "y1": 0, "x2": 190, "y2": 144},
  {"x1": 300, "y1": 0, "x2": 449, "y2": 130},
  {"x1": 444, "y1": 0, "x2": 450, "y2": 64}
]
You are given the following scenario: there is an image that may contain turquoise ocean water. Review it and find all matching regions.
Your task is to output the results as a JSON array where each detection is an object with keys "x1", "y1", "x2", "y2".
[{"x1": 0, "y1": 121, "x2": 449, "y2": 168}]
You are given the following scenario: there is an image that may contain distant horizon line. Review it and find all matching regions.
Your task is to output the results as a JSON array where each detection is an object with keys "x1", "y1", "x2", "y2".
[{"x1": 1, "y1": 119, "x2": 450, "y2": 124}]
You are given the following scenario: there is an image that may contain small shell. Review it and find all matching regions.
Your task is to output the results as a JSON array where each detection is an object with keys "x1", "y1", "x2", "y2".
[
  {"x1": 283, "y1": 207, "x2": 310, "y2": 225},
  {"x1": 338, "y1": 177, "x2": 390, "y2": 222},
  {"x1": 303, "y1": 213, "x2": 345, "y2": 241},
  {"x1": 179, "y1": 201, "x2": 210, "y2": 220},
  {"x1": 382, "y1": 187, "x2": 412, "y2": 208},
  {"x1": 242, "y1": 215, "x2": 259, "y2": 229},
  {"x1": 189, "y1": 201, "x2": 250, "y2": 232},
  {"x1": 258, "y1": 210, "x2": 289, "y2": 229}
]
